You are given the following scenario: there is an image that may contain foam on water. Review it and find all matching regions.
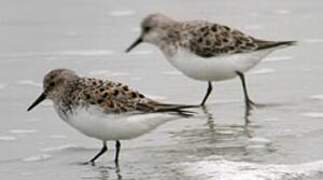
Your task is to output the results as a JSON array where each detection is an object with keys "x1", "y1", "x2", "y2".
[
  {"x1": 248, "y1": 137, "x2": 271, "y2": 145},
  {"x1": 246, "y1": 144, "x2": 268, "y2": 149},
  {"x1": 9, "y1": 129, "x2": 37, "y2": 134},
  {"x1": 301, "y1": 112, "x2": 323, "y2": 118},
  {"x1": 17, "y1": 80, "x2": 41, "y2": 88},
  {"x1": 108, "y1": 10, "x2": 136, "y2": 17},
  {"x1": 22, "y1": 154, "x2": 52, "y2": 162},
  {"x1": 250, "y1": 68, "x2": 275, "y2": 75},
  {"x1": 265, "y1": 56, "x2": 292, "y2": 62},
  {"x1": 182, "y1": 159, "x2": 323, "y2": 180},
  {"x1": 310, "y1": 94, "x2": 323, "y2": 100},
  {"x1": 40, "y1": 144, "x2": 79, "y2": 152},
  {"x1": 0, "y1": 136, "x2": 17, "y2": 141},
  {"x1": 215, "y1": 129, "x2": 236, "y2": 135}
]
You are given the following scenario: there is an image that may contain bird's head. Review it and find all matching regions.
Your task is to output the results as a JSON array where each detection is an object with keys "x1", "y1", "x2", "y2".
[
  {"x1": 27, "y1": 69, "x2": 78, "y2": 111},
  {"x1": 126, "y1": 13, "x2": 176, "y2": 52}
]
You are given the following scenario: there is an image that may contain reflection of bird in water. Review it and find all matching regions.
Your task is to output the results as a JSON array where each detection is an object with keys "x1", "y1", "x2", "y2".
[
  {"x1": 115, "y1": 165, "x2": 122, "y2": 180},
  {"x1": 244, "y1": 106, "x2": 252, "y2": 125},
  {"x1": 202, "y1": 105, "x2": 253, "y2": 133},
  {"x1": 202, "y1": 106, "x2": 215, "y2": 131},
  {"x1": 167, "y1": 106, "x2": 257, "y2": 159},
  {"x1": 91, "y1": 164, "x2": 122, "y2": 180},
  {"x1": 168, "y1": 105, "x2": 255, "y2": 146}
]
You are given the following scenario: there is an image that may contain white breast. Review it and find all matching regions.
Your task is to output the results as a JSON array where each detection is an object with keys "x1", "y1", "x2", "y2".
[
  {"x1": 165, "y1": 48, "x2": 275, "y2": 81},
  {"x1": 55, "y1": 105, "x2": 177, "y2": 141}
]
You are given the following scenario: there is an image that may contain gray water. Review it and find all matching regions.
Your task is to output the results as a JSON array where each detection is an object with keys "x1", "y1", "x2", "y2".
[{"x1": 1, "y1": 0, "x2": 323, "y2": 179}]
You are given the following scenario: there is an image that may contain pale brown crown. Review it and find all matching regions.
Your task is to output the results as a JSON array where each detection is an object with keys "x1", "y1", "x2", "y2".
[{"x1": 43, "y1": 69, "x2": 79, "y2": 101}]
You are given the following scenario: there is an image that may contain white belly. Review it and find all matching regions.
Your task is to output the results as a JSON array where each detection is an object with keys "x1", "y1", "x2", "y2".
[
  {"x1": 55, "y1": 105, "x2": 176, "y2": 141},
  {"x1": 166, "y1": 48, "x2": 274, "y2": 81}
]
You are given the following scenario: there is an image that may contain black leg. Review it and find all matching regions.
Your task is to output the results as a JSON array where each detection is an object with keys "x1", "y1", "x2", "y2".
[
  {"x1": 87, "y1": 141, "x2": 107, "y2": 165},
  {"x1": 200, "y1": 81, "x2": 213, "y2": 106},
  {"x1": 236, "y1": 71, "x2": 255, "y2": 110},
  {"x1": 114, "y1": 140, "x2": 121, "y2": 165}
]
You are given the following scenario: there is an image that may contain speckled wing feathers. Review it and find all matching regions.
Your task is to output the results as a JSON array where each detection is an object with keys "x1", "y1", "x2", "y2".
[
  {"x1": 177, "y1": 21, "x2": 295, "y2": 58},
  {"x1": 64, "y1": 78, "x2": 194, "y2": 116},
  {"x1": 73, "y1": 78, "x2": 151, "y2": 113}
]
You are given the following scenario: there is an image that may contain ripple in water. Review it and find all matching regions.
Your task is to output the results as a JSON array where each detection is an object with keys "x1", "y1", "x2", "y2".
[
  {"x1": 301, "y1": 112, "x2": 323, "y2": 118},
  {"x1": 250, "y1": 68, "x2": 275, "y2": 75},
  {"x1": 9, "y1": 129, "x2": 37, "y2": 134},
  {"x1": 0, "y1": 136, "x2": 17, "y2": 141},
  {"x1": 310, "y1": 94, "x2": 323, "y2": 100},
  {"x1": 22, "y1": 154, "x2": 51, "y2": 162},
  {"x1": 40, "y1": 144, "x2": 79, "y2": 152},
  {"x1": 182, "y1": 158, "x2": 323, "y2": 180},
  {"x1": 248, "y1": 137, "x2": 271, "y2": 145},
  {"x1": 247, "y1": 137, "x2": 272, "y2": 149}
]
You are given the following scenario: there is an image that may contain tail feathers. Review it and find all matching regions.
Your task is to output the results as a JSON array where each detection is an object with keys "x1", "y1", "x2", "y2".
[
  {"x1": 137, "y1": 102, "x2": 199, "y2": 117},
  {"x1": 154, "y1": 103, "x2": 199, "y2": 117},
  {"x1": 255, "y1": 40, "x2": 297, "y2": 51}
]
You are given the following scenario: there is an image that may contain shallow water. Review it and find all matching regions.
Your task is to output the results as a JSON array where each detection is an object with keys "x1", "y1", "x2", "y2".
[{"x1": 1, "y1": 0, "x2": 323, "y2": 179}]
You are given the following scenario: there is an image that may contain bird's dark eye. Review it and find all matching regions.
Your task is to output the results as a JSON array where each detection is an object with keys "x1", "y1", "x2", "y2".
[
  {"x1": 143, "y1": 26, "x2": 151, "y2": 32},
  {"x1": 49, "y1": 82, "x2": 55, "y2": 87}
]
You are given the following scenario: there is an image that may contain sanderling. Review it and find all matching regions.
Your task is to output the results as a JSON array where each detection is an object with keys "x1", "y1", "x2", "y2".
[
  {"x1": 126, "y1": 13, "x2": 296, "y2": 110},
  {"x1": 27, "y1": 69, "x2": 195, "y2": 165}
]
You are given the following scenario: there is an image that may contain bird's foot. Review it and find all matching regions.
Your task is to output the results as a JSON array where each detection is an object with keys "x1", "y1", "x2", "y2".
[{"x1": 82, "y1": 160, "x2": 95, "y2": 166}]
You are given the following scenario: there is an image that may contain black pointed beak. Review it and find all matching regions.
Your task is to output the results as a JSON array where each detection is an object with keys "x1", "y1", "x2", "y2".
[
  {"x1": 27, "y1": 92, "x2": 46, "y2": 111},
  {"x1": 125, "y1": 37, "x2": 143, "y2": 53}
]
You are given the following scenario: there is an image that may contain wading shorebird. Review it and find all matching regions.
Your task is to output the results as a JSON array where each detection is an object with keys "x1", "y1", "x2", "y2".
[
  {"x1": 126, "y1": 13, "x2": 296, "y2": 110},
  {"x1": 27, "y1": 69, "x2": 195, "y2": 165}
]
